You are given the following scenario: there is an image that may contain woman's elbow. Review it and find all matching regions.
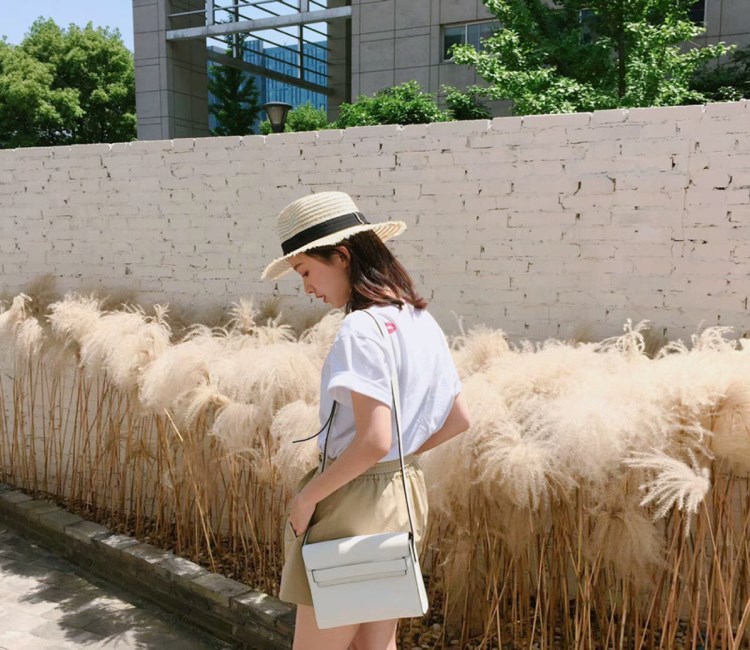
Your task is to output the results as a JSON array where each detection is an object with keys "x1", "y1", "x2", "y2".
[
  {"x1": 365, "y1": 428, "x2": 392, "y2": 459},
  {"x1": 453, "y1": 395, "x2": 472, "y2": 433}
]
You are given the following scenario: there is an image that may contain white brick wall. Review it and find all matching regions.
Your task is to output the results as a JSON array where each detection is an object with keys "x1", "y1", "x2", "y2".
[{"x1": 1, "y1": 100, "x2": 749, "y2": 343}]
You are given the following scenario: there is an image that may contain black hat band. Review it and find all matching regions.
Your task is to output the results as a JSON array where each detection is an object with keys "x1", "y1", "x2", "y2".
[{"x1": 281, "y1": 212, "x2": 369, "y2": 255}]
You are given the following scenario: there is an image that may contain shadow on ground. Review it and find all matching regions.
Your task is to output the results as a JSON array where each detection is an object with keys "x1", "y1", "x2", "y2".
[{"x1": 0, "y1": 524, "x2": 231, "y2": 649}]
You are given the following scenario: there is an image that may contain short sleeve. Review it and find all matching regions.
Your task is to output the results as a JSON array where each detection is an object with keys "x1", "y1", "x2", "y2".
[
  {"x1": 326, "y1": 334, "x2": 392, "y2": 409},
  {"x1": 451, "y1": 364, "x2": 462, "y2": 395}
]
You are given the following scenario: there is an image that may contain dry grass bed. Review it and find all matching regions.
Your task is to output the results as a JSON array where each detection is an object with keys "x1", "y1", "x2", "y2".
[{"x1": 2, "y1": 288, "x2": 750, "y2": 650}]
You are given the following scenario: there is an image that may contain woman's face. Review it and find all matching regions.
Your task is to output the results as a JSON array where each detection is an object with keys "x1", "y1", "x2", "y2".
[{"x1": 291, "y1": 249, "x2": 351, "y2": 309}]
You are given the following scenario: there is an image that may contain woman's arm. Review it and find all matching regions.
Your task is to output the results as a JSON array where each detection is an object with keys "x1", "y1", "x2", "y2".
[
  {"x1": 413, "y1": 393, "x2": 471, "y2": 455},
  {"x1": 289, "y1": 391, "x2": 390, "y2": 535}
]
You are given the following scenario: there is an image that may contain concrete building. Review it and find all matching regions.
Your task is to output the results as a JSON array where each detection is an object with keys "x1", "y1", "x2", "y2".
[
  {"x1": 350, "y1": 0, "x2": 500, "y2": 108},
  {"x1": 350, "y1": 0, "x2": 750, "y2": 106},
  {"x1": 134, "y1": 0, "x2": 350, "y2": 140},
  {"x1": 133, "y1": 0, "x2": 750, "y2": 140}
]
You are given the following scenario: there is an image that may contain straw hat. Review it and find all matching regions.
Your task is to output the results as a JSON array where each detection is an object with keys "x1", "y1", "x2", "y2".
[{"x1": 260, "y1": 191, "x2": 407, "y2": 280}]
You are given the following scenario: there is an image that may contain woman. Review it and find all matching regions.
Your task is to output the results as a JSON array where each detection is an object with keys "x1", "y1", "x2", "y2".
[{"x1": 261, "y1": 191, "x2": 470, "y2": 650}]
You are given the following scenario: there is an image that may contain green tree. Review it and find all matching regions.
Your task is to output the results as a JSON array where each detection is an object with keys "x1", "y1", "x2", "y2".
[
  {"x1": 449, "y1": 0, "x2": 732, "y2": 115},
  {"x1": 442, "y1": 85, "x2": 492, "y2": 120},
  {"x1": 259, "y1": 101, "x2": 329, "y2": 134},
  {"x1": 0, "y1": 17, "x2": 136, "y2": 147},
  {"x1": 0, "y1": 39, "x2": 81, "y2": 147},
  {"x1": 690, "y1": 44, "x2": 750, "y2": 102},
  {"x1": 208, "y1": 56, "x2": 261, "y2": 135},
  {"x1": 334, "y1": 81, "x2": 450, "y2": 128}
]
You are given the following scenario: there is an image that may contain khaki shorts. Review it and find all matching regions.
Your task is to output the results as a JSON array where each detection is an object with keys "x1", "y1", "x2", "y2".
[{"x1": 278, "y1": 454, "x2": 428, "y2": 607}]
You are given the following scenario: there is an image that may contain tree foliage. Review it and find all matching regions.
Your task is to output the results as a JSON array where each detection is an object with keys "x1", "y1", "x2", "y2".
[
  {"x1": 259, "y1": 101, "x2": 328, "y2": 134},
  {"x1": 443, "y1": 85, "x2": 493, "y2": 120},
  {"x1": 449, "y1": 0, "x2": 732, "y2": 115},
  {"x1": 0, "y1": 18, "x2": 135, "y2": 148},
  {"x1": 691, "y1": 44, "x2": 750, "y2": 102},
  {"x1": 208, "y1": 55, "x2": 261, "y2": 136},
  {"x1": 334, "y1": 81, "x2": 449, "y2": 128}
]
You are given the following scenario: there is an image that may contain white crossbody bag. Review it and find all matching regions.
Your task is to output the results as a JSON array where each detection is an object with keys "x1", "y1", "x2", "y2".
[{"x1": 299, "y1": 311, "x2": 429, "y2": 629}]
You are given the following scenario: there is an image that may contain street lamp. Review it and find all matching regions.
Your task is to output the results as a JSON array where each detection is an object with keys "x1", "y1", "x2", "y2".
[{"x1": 262, "y1": 102, "x2": 293, "y2": 134}]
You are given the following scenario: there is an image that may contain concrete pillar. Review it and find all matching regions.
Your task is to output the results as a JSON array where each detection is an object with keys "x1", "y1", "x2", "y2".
[
  {"x1": 133, "y1": 0, "x2": 210, "y2": 139},
  {"x1": 327, "y1": 0, "x2": 352, "y2": 122}
]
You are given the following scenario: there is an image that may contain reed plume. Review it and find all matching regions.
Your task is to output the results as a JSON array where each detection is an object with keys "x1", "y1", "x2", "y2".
[
  {"x1": 709, "y1": 381, "x2": 750, "y2": 472},
  {"x1": 269, "y1": 400, "x2": 321, "y2": 494},
  {"x1": 625, "y1": 449, "x2": 711, "y2": 535},
  {"x1": 5, "y1": 291, "x2": 750, "y2": 649},
  {"x1": 0, "y1": 294, "x2": 45, "y2": 365},
  {"x1": 586, "y1": 490, "x2": 663, "y2": 583},
  {"x1": 450, "y1": 324, "x2": 510, "y2": 376}
]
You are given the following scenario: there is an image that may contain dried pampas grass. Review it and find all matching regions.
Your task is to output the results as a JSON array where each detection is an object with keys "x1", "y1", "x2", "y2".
[
  {"x1": 225, "y1": 298, "x2": 295, "y2": 345},
  {"x1": 138, "y1": 327, "x2": 224, "y2": 412},
  {"x1": 586, "y1": 491, "x2": 663, "y2": 583},
  {"x1": 210, "y1": 401, "x2": 266, "y2": 455},
  {"x1": 450, "y1": 324, "x2": 510, "y2": 377},
  {"x1": 594, "y1": 318, "x2": 651, "y2": 360},
  {"x1": 210, "y1": 341, "x2": 319, "y2": 411},
  {"x1": 626, "y1": 449, "x2": 711, "y2": 535},
  {"x1": 0, "y1": 294, "x2": 45, "y2": 365},
  {"x1": 174, "y1": 382, "x2": 230, "y2": 430},
  {"x1": 19, "y1": 273, "x2": 60, "y2": 320},
  {"x1": 73, "y1": 303, "x2": 171, "y2": 393},
  {"x1": 47, "y1": 292, "x2": 104, "y2": 350},
  {"x1": 300, "y1": 310, "x2": 345, "y2": 361},
  {"x1": 8, "y1": 292, "x2": 750, "y2": 650},
  {"x1": 473, "y1": 392, "x2": 563, "y2": 511},
  {"x1": 709, "y1": 381, "x2": 750, "y2": 472},
  {"x1": 269, "y1": 400, "x2": 321, "y2": 494},
  {"x1": 420, "y1": 374, "x2": 485, "y2": 519}
]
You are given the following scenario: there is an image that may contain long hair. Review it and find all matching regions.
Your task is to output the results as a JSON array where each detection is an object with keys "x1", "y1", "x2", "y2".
[{"x1": 306, "y1": 230, "x2": 428, "y2": 313}]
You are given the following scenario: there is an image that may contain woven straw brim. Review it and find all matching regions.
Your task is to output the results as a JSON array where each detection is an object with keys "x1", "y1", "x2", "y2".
[{"x1": 260, "y1": 220, "x2": 407, "y2": 280}]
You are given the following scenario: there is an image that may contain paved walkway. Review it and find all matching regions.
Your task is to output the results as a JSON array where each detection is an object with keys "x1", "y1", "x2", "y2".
[{"x1": 0, "y1": 523, "x2": 232, "y2": 650}]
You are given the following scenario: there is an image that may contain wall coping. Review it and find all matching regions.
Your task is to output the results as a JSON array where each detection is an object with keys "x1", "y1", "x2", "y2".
[{"x1": 0, "y1": 99, "x2": 745, "y2": 158}]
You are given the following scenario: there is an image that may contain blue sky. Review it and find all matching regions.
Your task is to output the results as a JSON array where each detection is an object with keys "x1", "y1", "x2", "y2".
[{"x1": 1, "y1": 1, "x2": 134, "y2": 51}]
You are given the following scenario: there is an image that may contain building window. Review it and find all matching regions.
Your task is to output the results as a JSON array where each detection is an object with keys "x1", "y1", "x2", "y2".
[
  {"x1": 443, "y1": 20, "x2": 501, "y2": 60},
  {"x1": 689, "y1": 0, "x2": 706, "y2": 24},
  {"x1": 579, "y1": 8, "x2": 596, "y2": 45}
]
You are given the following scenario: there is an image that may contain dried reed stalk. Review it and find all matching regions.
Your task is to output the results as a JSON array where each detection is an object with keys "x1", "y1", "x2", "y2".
[{"x1": 5, "y1": 296, "x2": 750, "y2": 648}]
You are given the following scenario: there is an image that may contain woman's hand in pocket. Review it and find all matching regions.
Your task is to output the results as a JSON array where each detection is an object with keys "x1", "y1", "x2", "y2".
[{"x1": 288, "y1": 490, "x2": 316, "y2": 538}]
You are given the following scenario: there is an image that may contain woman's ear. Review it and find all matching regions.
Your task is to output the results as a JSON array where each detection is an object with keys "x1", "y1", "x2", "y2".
[{"x1": 334, "y1": 246, "x2": 351, "y2": 268}]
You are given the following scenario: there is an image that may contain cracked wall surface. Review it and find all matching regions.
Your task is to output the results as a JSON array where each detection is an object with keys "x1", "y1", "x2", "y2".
[{"x1": 1, "y1": 101, "x2": 749, "y2": 343}]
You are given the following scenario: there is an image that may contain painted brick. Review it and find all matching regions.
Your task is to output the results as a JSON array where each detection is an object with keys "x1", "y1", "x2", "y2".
[
  {"x1": 523, "y1": 112, "x2": 592, "y2": 129},
  {"x1": 590, "y1": 108, "x2": 628, "y2": 124},
  {"x1": 1, "y1": 101, "x2": 749, "y2": 345},
  {"x1": 628, "y1": 104, "x2": 705, "y2": 123}
]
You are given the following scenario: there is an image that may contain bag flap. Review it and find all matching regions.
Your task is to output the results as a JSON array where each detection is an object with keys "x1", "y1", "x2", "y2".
[
  {"x1": 311, "y1": 557, "x2": 407, "y2": 587},
  {"x1": 302, "y1": 531, "x2": 410, "y2": 570}
]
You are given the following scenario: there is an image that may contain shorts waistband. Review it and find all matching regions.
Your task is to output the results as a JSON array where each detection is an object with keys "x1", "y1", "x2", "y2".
[{"x1": 318, "y1": 453, "x2": 420, "y2": 475}]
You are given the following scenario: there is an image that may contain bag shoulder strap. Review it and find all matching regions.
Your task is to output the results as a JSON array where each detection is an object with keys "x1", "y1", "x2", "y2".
[
  {"x1": 361, "y1": 310, "x2": 417, "y2": 543},
  {"x1": 301, "y1": 308, "x2": 418, "y2": 546}
]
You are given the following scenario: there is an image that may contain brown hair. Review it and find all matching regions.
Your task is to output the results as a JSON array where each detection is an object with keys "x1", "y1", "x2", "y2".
[{"x1": 306, "y1": 230, "x2": 428, "y2": 313}]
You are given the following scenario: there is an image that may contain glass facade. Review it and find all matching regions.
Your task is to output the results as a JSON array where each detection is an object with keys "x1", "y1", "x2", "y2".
[{"x1": 208, "y1": 39, "x2": 327, "y2": 134}]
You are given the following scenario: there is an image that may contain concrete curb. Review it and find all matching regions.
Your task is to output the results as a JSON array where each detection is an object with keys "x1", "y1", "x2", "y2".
[{"x1": 0, "y1": 484, "x2": 295, "y2": 649}]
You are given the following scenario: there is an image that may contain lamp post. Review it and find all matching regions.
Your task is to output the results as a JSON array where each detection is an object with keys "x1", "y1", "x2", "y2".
[{"x1": 262, "y1": 102, "x2": 293, "y2": 133}]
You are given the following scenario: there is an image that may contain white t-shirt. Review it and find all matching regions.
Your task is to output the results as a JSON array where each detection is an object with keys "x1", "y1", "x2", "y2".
[{"x1": 318, "y1": 303, "x2": 462, "y2": 462}]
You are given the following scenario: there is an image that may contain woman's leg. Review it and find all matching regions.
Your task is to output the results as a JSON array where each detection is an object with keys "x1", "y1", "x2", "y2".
[
  {"x1": 292, "y1": 604, "x2": 360, "y2": 650},
  {"x1": 350, "y1": 618, "x2": 398, "y2": 650}
]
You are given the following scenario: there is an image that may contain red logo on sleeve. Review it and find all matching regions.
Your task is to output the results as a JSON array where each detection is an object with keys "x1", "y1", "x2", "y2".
[{"x1": 385, "y1": 321, "x2": 397, "y2": 334}]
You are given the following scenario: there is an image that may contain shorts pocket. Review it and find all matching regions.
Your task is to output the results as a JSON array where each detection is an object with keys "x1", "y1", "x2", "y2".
[{"x1": 285, "y1": 518, "x2": 300, "y2": 541}]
